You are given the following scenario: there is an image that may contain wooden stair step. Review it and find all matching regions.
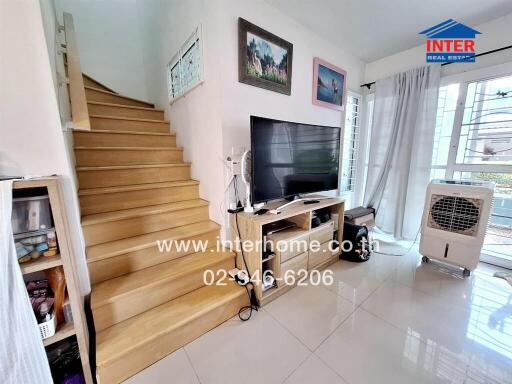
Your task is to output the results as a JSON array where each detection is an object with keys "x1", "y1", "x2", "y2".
[
  {"x1": 88, "y1": 102, "x2": 165, "y2": 120},
  {"x1": 85, "y1": 86, "x2": 154, "y2": 108},
  {"x1": 77, "y1": 163, "x2": 190, "y2": 189},
  {"x1": 82, "y1": 73, "x2": 117, "y2": 93},
  {"x1": 90, "y1": 115, "x2": 169, "y2": 133},
  {"x1": 96, "y1": 282, "x2": 247, "y2": 384},
  {"x1": 92, "y1": 249, "x2": 233, "y2": 308},
  {"x1": 74, "y1": 129, "x2": 176, "y2": 148},
  {"x1": 82, "y1": 199, "x2": 208, "y2": 225},
  {"x1": 81, "y1": 199, "x2": 209, "y2": 246},
  {"x1": 79, "y1": 180, "x2": 199, "y2": 196},
  {"x1": 78, "y1": 180, "x2": 200, "y2": 215},
  {"x1": 86, "y1": 220, "x2": 219, "y2": 262},
  {"x1": 91, "y1": 250, "x2": 235, "y2": 331},
  {"x1": 74, "y1": 146, "x2": 183, "y2": 166},
  {"x1": 87, "y1": 220, "x2": 220, "y2": 284}
]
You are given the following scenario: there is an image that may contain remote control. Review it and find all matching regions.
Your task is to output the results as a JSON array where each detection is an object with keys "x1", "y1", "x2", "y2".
[{"x1": 304, "y1": 200, "x2": 320, "y2": 204}]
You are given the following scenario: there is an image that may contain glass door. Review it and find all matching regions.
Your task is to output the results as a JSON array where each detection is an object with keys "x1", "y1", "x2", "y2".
[{"x1": 435, "y1": 74, "x2": 512, "y2": 268}]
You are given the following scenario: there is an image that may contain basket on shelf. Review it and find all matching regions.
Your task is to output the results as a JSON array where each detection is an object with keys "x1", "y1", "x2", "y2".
[{"x1": 39, "y1": 313, "x2": 57, "y2": 340}]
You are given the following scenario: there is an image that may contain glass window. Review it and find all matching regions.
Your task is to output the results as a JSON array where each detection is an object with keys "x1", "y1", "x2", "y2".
[
  {"x1": 456, "y1": 76, "x2": 512, "y2": 165},
  {"x1": 167, "y1": 27, "x2": 203, "y2": 102},
  {"x1": 362, "y1": 97, "x2": 374, "y2": 193},
  {"x1": 341, "y1": 93, "x2": 361, "y2": 192},
  {"x1": 453, "y1": 172, "x2": 512, "y2": 261},
  {"x1": 431, "y1": 84, "x2": 459, "y2": 179}
]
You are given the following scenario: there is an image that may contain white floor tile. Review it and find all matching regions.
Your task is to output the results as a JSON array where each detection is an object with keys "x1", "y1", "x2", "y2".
[
  {"x1": 367, "y1": 256, "x2": 512, "y2": 383},
  {"x1": 283, "y1": 353, "x2": 347, "y2": 384},
  {"x1": 361, "y1": 280, "x2": 479, "y2": 356},
  {"x1": 316, "y1": 308, "x2": 468, "y2": 384},
  {"x1": 264, "y1": 284, "x2": 356, "y2": 350},
  {"x1": 123, "y1": 348, "x2": 199, "y2": 384},
  {"x1": 323, "y1": 255, "x2": 395, "y2": 304},
  {"x1": 465, "y1": 354, "x2": 512, "y2": 384},
  {"x1": 390, "y1": 253, "x2": 509, "y2": 311},
  {"x1": 184, "y1": 310, "x2": 310, "y2": 384}
]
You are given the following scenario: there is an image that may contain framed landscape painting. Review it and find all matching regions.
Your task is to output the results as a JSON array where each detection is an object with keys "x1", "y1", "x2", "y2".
[
  {"x1": 312, "y1": 57, "x2": 347, "y2": 111},
  {"x1": 238, "y1": 18, "x2": 293, "y2": 95}
]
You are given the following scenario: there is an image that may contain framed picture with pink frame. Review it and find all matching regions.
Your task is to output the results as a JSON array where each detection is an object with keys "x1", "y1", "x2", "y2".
[{"x1": 312, "y1": 57, "x2": 347, "y2": 111}]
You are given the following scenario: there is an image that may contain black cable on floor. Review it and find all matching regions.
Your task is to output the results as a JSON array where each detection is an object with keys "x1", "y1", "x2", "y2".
[{"x1": 233, "y1": 175, "x2": 258, "y2": 321}]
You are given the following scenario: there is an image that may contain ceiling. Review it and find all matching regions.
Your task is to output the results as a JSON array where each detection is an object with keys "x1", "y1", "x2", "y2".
[{"x1": 265, "y1": 0, "x2": 512, "y2": 62}]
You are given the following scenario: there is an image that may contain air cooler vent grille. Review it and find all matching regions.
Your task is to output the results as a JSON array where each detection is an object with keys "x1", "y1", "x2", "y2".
[{"x1": 427, "y1": 194, "x2": 482, "y2": 237}]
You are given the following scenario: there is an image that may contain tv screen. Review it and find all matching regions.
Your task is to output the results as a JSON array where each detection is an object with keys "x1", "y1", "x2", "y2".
[{"x1": 250, "y1": 116, "x2": 341, "y2": 203}]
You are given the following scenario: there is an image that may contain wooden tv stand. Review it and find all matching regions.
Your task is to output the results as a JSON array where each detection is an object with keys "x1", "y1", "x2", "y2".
[{"x1": 230, "y1": 196, "x2": 344, "y2": 305}]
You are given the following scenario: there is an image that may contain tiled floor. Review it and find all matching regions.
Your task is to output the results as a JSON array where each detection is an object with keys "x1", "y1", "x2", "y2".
[{"x1": 125, "y1": 243, "x2": 512, "y2": 384}]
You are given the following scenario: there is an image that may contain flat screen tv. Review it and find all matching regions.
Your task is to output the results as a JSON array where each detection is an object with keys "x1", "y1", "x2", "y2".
[{"x1": 250, "y1": 116, "x2": 341, "y2": 204}]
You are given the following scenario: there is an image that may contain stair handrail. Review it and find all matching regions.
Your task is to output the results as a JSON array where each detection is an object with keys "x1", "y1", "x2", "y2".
[{"x1": 63, "y1": 12, "x2": 90, "y2": 131}]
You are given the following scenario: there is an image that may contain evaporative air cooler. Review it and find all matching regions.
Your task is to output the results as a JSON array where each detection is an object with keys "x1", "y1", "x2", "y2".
[{"x1": 419, "y1": 179, "x2": 495, "y2": 276}]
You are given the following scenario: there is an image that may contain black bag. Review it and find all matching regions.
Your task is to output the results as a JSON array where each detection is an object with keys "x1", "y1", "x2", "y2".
[{"x1": 341, "y1": 222, "x2": 371, "y2": 262}]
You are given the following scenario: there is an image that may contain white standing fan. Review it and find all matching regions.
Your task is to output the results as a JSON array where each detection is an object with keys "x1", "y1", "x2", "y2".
[{"x1": 241, "y1": 150, "x2": 253, "y2": 212}]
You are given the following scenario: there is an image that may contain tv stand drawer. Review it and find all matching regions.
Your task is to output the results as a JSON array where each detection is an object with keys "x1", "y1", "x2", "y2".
[
  {"x1": 266, "y1": 230, "x2": 309, "y2": 263},
  {"x1": 280, "y1": 252, "x2": 307, "y2": 281},
  {"x1": 309, "y1": 221, "x2": 334, "y2": 245},
  {"x1": 308, "y1": 241, "x2": 332, "y2": 269}
]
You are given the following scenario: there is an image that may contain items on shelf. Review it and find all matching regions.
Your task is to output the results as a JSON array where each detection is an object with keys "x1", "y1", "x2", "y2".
[
  {"x1": 12, "y1": 193, "x2": 58, "y2": 264},
  {"x1": 311, "y1": 212, "x2": 321, "y2": 228},
  {"x1": 46, "y1": 266, "x2": 67, "y2": 325},
  {"x1": 262, "y1": 250, "x2": 276, "y2": 262},
  {"x1": 263, "y1": 219, "x2": 296, "y2": 235},
  {"x1": 63, "y1": 297, "x2": 73, "y2": 324},
  {"x1": 47, "y1": 338, "x2": 85, "y2": 384},
  {"x1": 12, "y1": 194, "x2": 53, "y2": 234},
  {"x1": 261, "y1": 268, "x2": 276, "y2": 292},
  {"x1": 15, "y1": 229, "x2": 59, "y2": 264},
  {"x1": 312, "y1": 208, "x2": 331, "y2": 228},
  {"x1": 261, "y1": 254, "x2": 277, "y2": 292},
  {"x1": 26, "y1": 279, "x2": 56, "y2": 339}
]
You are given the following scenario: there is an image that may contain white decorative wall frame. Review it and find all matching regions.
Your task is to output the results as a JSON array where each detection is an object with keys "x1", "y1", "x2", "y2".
[{"x1": 167, "y1": 25, "x2": 204, "y2": 103}]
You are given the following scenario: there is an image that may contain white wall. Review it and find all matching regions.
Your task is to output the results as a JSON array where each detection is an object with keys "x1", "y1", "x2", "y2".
[
  {"x1": 0, "y1": 2, "x2": 65, "y2": 177},
  {"x1": 219, "y1": 0, "x2": 364, "y2": 151},
  {"x1": 55, "y1": 0, "x2": 149, "y2": 101},
  {"x1": 39, "y1": 0, "x2": 59, "y2": 98},
  {"x1": 136, "y1": 0, "x2": 226, "y2": 227},
  {"x1": 365, "y1": 13, "x2": 512, "y2": 83},
  {"x1": 137, "y1": 0, "x2": 365, "y2": 237},
  {"x1": 0, "y1": 0, "x2": 90, "y2": 294},
  {"x1": 217, "y1": 0, "x2": 365, "y2": 230}
]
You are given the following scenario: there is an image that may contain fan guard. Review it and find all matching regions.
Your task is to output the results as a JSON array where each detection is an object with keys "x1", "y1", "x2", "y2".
[{"x1": 427, "y1": 194, "x2": 482, "y2": 236}]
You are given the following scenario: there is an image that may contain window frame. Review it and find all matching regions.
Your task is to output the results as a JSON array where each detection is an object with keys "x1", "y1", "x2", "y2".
[
  {"x1": 355, "y1": 93, "x2": 373, "y2": 205},
  {"x1": 340, "y1": 91, "x2": 364, "y2": 198},
  {"x1": 440, "y1": 63, "x2": 512, "y2": 178},
  {"x1": 444, "y1": 73, "x2": 512, "y2": 176},
  {"x1": 437, "y1": 65, "x2": 512, "y2": 268},
  {"x1": 166, "y1": 25, "x2": 204, "y2": 104}
]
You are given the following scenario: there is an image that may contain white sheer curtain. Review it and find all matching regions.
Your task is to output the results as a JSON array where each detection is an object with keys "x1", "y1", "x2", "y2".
[
  {"x1": 363, "y1": 65, "x2": 441, "y2": 240},
  {"x1": 0, "y1": 180, "x2": 52, "y2": 383}
]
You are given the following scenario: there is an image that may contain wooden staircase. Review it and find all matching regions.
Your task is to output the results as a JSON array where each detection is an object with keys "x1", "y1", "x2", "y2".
[{"x1": 74, "y1": 75, "x2": 247, "y2": 384}]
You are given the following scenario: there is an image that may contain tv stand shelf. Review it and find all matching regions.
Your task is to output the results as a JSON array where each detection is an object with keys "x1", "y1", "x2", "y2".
[{"x1": 230, "y1": 196, "x2": 344, "y2": 305}]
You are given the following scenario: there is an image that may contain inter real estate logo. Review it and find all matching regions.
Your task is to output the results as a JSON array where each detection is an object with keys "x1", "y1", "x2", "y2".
[{"x1": 419, "y1": 19, "x2": 481, "y2": 63}]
